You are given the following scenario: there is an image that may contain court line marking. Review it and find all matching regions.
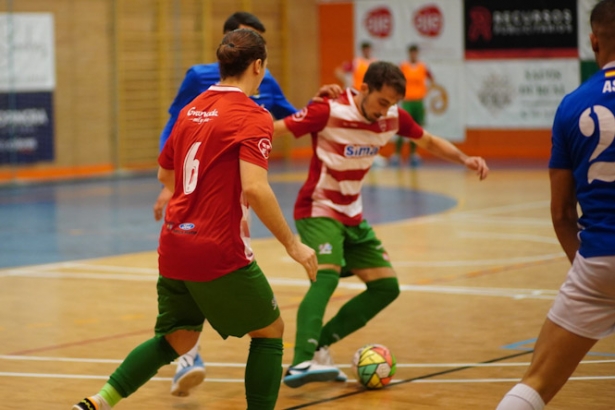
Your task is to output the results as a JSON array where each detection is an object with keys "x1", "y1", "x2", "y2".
[
  {"x1": 2, "y1": 355, "x2": 614, "y2": 368},
  {"x1": 1, "y1": 371, "x2": 613, "y2": 384},
  {"x1": 0, "y1": 268, "x2": 560, "y2": 299}
]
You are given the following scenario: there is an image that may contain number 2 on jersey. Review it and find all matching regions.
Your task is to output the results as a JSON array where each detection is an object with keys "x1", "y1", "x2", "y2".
[
  {"x1": 183, "y1": 142, "x2": 201, "y2": 194},
  {"x1": 579, "y1": 105, "x2": 615, "y2": 183}
]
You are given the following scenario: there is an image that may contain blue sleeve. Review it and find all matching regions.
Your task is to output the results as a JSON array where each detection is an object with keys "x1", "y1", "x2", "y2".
[
  {"x1": 266, "y1": 74, "x2": 297, "y2": 119},
  {"x1": 160, "y1": 65, "x2": 219, "y2": 151}
]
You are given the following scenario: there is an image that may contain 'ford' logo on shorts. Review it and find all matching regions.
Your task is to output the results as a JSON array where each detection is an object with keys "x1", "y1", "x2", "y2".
[{"x1": 179, "y1": 223, "x2": 195, "y2": 230}]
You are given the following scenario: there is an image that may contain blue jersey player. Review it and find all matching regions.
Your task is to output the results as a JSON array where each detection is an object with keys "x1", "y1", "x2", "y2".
[
  {"x1": 496, "y1": 1, "x2": 615, "y2": 409},
  {"x1": 158, "y1": 60, "x2": 296, "y2": 151}
]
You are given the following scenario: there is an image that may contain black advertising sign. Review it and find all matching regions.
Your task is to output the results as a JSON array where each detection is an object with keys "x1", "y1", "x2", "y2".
[{"x1": 464, "y1": 0, "x2": 578, "y2": 59}]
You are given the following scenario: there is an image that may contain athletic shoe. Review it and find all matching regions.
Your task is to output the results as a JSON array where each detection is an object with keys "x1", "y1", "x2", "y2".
[
  {"x1": 388, "y1": 153, "x2": 401, "y2": 167},
  {"x1": 313, "y1": 346, "x2": 348, "y2": 382},
  {"x1": 72, "y1": 395, "x2": 110, "y2": 410},
  {"x1": 170, "y1": 353, "x2": 206, "y2": 397},
  {"x1": 283, "y1": 360, "x2": 339, "y2": 388}
]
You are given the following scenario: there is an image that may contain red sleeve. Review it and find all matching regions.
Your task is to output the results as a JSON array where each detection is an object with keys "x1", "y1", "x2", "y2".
[
  {"x1": 239, "y1": 110, "x2": 274, "y2": 170},
  {"x1": 283, "y1": 100, "x2": 330, "y2": 138},
  {"x1": 397, "y1": 107, "x2": 424, "y2": 140}
]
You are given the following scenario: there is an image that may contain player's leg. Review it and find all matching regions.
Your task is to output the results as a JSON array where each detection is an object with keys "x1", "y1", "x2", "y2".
[
  {"x1": 318, "y1": 220, "x2": 399, "y2": 347},
  {"x1": 189, "y1": 262, "x2": 284, "y2": 410},
  {"x1": 497, "y1": 253, "x2": 615, "y2": 409},
  {"x1": 171, "y1": 336, "x2": 206, "y2": 397},
  {"x1": 283, "y1": 217, "x2": 345, "y2": 387},
  {"x1": 73, "y1": 277, "x2": 205, "y2": 409}
]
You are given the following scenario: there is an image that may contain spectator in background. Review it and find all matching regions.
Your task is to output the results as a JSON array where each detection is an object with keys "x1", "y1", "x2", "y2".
[{"x1": 392, "y1": 44, "x2": 434, "y2": 167}]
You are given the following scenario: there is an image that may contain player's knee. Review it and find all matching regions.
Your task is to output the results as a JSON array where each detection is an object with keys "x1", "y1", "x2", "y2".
[
  {"x1": 165, "y1": 329, "x2": 201, "y2": 355},
  {"x1": 367, "y1": 277, "x2": 400, "y2": 304}
]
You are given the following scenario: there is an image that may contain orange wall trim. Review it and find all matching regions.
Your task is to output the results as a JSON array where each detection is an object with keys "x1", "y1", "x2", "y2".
[
  {"x1": 290, "y1": 129, "x2": 552, "y2": 161},
  {"x1": 0, "y1": 163, "x2": 115, "y2": 183}
]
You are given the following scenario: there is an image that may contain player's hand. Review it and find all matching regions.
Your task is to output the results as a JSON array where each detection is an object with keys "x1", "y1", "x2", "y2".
[
  {"x1": 464, "y1": 156, "x2": 489, "y2": 180},
  {"x1": 312, "y1": 84, "x2": 344, "y2": 102},
  {"x1": 153, "y1": 186, "x2": 173, "y2": 221},
  {"x1": 285, "y1": 238, "x2": 318, "y2": 282}
]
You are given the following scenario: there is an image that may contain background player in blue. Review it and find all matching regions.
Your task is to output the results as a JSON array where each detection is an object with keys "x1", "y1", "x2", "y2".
[
  {"x1": 153, "y1": 11, "x2": 341, "y2": 398},
  {"x1": 496, "y1": 1, "x2": 615, "y2": 409}
]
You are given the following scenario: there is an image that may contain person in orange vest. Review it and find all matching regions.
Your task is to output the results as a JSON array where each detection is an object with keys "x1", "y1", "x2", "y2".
[
  {"x1": 393, "y1": 44, "x2": 434, "y2": 167},
  {"x1": 335, "y1": 41, "x2": 376, "y2": 90}
]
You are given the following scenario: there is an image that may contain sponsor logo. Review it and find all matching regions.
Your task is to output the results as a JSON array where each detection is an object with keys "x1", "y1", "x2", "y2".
[
  {"x1": 318, "y1": 243, "x2": 332, "y2": 255},
  {"x1": 258, "y1": 138, "x2": 272, "y2": 159},
  {"x1": 271, "y1": 296, "x2": 278, "y2": 310},
  {"x1": 365, "y1": 7, "x2": 393, "y2": 38},
  {"x1": 0, "y1": 108, "x2": 49, "y2": 128},
  {"x1": 604, "y1": 80, "x2": 615, "y2": 94},
  {"x1": 344, "y1": 145, "x2": 379, "y2": 158},
  {"x1": 187, "y1": 107, "x2": 219, "y2": 124},
  {"x1": 468, "y1": 6, "x2": 492, "y2": 41},
  {"x1": 477, "y1": 74, "x2": 514, "y2": 114},
  {"x1": 291, "y1": 107, "x2": 308, "y2": 122},
  {"x1": 178, "y1": 223, "x2": 195, "y2": 230},
  {"x1": 414, "y1": 5, "x2": 443, "y2": 38}
]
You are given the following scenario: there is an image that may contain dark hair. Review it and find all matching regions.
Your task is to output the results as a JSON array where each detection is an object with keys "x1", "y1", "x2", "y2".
[
  {"x1": 363, "y1": 61, "x2": 406, "y2": 97},
  {"x1": 408, "y1": 44, "x2": 419, "y2": 52},
  {"x1": 360, "y1": 41, "x2": 372, "y2": 50},
  {"x1": 223, "y1": 11, "x2": 266, "y2": 34},
  {"x1": 217, "y1": 29, "x2": 267, "y2": 79}
]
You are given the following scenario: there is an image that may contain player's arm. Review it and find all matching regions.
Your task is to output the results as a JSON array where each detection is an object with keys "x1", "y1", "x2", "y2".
[
  {"x1": 157, "y1": 167, "x2": 175, "y2": 193},
  {"x1": 272, "y1": 101, "x2": 330, "y2": 139},
  {"x1": 413, "y1": 130, "x2": 489, "y2": 180},
  {"x1": 549, "y1": 168, "x2": 579, "y2": 263},
  {"x1": 240, "y1": 160, "x2": 317, "y2": 281}
]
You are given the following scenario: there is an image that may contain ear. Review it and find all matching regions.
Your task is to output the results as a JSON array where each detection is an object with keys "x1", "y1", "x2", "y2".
[
  {"x1": 253, "y1": 59, "x2": 263, "y2": 75},
  {"x1": 590, "y1": 33, "x2": 599, "y2": 53},
  {"x1": 359, "y1": 82, "x2": 369, "y2": 94}
]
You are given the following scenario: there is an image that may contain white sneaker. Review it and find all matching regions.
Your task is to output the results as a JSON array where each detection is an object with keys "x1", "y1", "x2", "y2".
[
  {"x1": 313, "y1": 346, "x2": 348, "y2": 382},
  {"x1": 283, "y1": 360, "x2": 339, "y2": 388},
  {"x1": 170, "y1": 353, "x2": 206, "y2": 397}
]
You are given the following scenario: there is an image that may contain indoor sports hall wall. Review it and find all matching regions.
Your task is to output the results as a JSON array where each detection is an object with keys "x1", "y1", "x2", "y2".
[
  {"x1": 0, "y1": 0, "x2": 319, "y2": 183},
  {"x1": 317, "y1": 0, "x2": 601, "y2": 160}
]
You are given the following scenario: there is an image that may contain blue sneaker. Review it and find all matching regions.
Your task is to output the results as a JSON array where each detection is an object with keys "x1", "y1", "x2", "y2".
[
  {"x1": 283, "y1": 360, "x2": 339, "y2": 388},
  {"x1": 171, "y1": 353, "x2": 206, "y2": 397}
]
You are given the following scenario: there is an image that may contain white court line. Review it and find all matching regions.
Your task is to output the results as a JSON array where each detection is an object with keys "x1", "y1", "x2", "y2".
[
  {"x1": 2, "y1": 355, "x2": 614, "y2": 368},
  {"x1": 1, "y1": 371, "x2": 613, "y2": 384},
  {"x1": 0, "y1": 269, "x2": 560, "y2": 299}
]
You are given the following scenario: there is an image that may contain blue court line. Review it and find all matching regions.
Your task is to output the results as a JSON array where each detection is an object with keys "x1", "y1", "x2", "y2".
[{"x1": 502, "y1": 338, "x2": 615, "y2": 357}]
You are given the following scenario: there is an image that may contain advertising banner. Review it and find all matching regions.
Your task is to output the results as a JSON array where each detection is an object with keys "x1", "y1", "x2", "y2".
[
  {"x1": 0, "y1": 13, "x2": 55, "y2": 164},
  {"x1": 465, "y1": 59, "x2": 579, "y2": 128},
  {"x1": 423, "y1": 62, "x2": 465, "y2": 141},
  {"x1": 354, "y1": 0, "x2": 463, "y2": 62},
  {"x1": 577, "y1": 0, "x2": 600, "y2": 61},
  {"x1": 464, "y1": 0, "x2": 578, "y2": 59}
]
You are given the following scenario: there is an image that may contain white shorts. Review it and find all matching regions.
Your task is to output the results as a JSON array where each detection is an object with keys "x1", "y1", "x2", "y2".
[{"x1": 548, "y1": 252, "x2": 615, "y2": 339}]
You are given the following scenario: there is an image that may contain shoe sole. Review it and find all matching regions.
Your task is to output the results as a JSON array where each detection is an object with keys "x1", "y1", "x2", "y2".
[
  {"x1": 170, "y1": 367, "x2": 206, "y2": 397},
  {"x1": 283, "y1": 369, "x2": 339, "y2": 388}
]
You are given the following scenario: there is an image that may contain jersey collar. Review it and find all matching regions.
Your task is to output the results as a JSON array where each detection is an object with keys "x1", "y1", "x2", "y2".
[{"x1": 208, "y1": 85, "x2": 243, "y2": 93}]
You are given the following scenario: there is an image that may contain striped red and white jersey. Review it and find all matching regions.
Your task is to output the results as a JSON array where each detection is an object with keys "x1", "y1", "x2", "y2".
[{"x1": 284, "y1": 88, "x2": 423, "y2": 226}]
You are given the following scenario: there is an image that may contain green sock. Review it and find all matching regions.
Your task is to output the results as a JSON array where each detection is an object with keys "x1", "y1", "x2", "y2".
[
  {"x1": 245, "y1": 338, "x2": 283, "y2": 410},
  {"x1": 319, "y1": 277, "x2": 400, "y2": 347},
  {"x1": 292, "y1": 269, "x2": 339, "y2": 365},
  {"x1": 99, "y1": 383, "x2": 122, "y2": 407},
  {"x1": 107, "y1": 335, "x2": 179, "y2": 398}
]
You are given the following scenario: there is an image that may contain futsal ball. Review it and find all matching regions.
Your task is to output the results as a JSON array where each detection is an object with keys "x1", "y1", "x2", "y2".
[{"x1": 351, "y1": 344, "x2": 396, "y2": 389}]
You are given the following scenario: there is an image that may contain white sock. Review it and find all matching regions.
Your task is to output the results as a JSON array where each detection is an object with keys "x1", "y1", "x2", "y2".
[
  {"x1": 176, "y1": 335, "x2": 201, "y2": 370},
  {"x1": 496, "y1": 383, "x2": 545, "y2": 410}
]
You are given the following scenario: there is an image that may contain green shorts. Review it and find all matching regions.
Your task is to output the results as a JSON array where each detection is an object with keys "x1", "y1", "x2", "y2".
[
  {"x1": 401, "y1": 100, "x2": 425, "y2": 126},
  {"x1": 295, "y1": 217, "x2": 392, "y2": 276},
  {"x1": 154, "y1": 262, "x2": 280, "y2": 339}
]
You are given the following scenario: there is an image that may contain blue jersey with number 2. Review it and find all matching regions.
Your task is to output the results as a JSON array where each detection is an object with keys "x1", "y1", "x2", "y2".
[
  {"x1": 159, "y1": 62, "x2": 297, "y2": 150},
  {"x1": 549, "y1": 64, "x2": 615, "y2": 258}
]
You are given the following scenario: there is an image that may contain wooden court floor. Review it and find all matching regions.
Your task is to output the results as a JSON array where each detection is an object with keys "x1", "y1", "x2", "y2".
[{"x1": 1, "y1": 164, "x2": 614, "y2": 409}]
